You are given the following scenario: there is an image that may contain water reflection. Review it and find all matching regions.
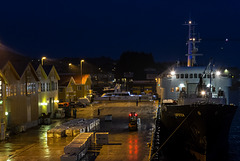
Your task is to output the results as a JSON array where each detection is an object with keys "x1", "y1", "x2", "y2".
[{"x1": 128, "y1": 133, "x2": 139, "y2": 161}]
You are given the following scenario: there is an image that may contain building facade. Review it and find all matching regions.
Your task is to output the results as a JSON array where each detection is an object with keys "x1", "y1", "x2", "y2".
[
  {"x1": 58, "y1": 74, "x2": 92, "y2": 102},
  {"x1": 0, "y1": 71, "x2": 8, "y2": 140},
  {"x1": 36, "y1": 65, "x2": 60, "y2": 118}
]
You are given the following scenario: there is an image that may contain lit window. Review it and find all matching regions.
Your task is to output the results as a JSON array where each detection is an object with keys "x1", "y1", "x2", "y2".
[
  {"x1": 21, "y1": 84, "x2": 24, "y2": 95},
  {"x1": 176, "y1": 74, "x2": 179, "y2": 79},
  {"x1": 176, "y1": 87, "x2": 179, "y2": 92},
  {"x1": 171, "y1": 88, "x2": 174, "y2": 92}
]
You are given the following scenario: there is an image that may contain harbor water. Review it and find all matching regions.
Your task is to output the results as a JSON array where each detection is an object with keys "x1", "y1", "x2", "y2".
[{"x1": 228, "y1": 105, "x2": 240, "y2": 161}]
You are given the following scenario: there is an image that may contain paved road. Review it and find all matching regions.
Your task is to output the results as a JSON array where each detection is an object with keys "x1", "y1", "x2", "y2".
[
  {"x1": 0, "y1": 101, "x2": 158, "y2": 161},
  {"x1": 94, "y1": 101, "x2": 157, "y2": 161}
]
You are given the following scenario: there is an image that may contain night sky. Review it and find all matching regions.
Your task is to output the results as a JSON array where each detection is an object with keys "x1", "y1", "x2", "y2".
[{"x1": 0, "y1": 0, "x2": 240, "y2": 67}]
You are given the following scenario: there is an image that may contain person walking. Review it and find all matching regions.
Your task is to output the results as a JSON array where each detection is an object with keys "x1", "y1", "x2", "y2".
[
  {"x1": 98, "y1": 108, "x2": 100, "y2": 115},
  {"x1": 136, "y1": 99, "x2": 139, "y2": 106},
  {"x1": 73, "y1": 108, "x2": 77, "y2": 118}
]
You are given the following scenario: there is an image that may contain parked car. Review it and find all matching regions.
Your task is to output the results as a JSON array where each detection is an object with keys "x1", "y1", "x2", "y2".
[
  {"x1": 78, "y1": 98, "x2": 91, "y2": 106},
  {"x1": 58, "y1": 102, "x2": 69, "y2": 108},
  {"x1": 76, "y1": 101, "x2": 87, "y2": 108}
]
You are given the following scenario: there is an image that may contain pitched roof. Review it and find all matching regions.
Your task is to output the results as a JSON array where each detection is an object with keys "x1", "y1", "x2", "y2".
[
  {"x1": 0, "y1": 43, "x2": 31, "y2": 76},
  {"x1": 73, "y1": 74, "x2": 90, "y2": 84},
  {"x1": 58, "y1": 74, "x2": 90, "y2": 87}
]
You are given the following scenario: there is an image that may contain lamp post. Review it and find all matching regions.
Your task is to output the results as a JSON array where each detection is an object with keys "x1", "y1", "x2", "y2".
[
  {"x1": 41, "y1": 57, "x2": 46, "y2": 66},
  {"x1": 80, "y1": 59, "x2": 84, "y2": 84}
]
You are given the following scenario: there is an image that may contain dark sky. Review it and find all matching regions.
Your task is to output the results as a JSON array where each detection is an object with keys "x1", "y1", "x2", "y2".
[{"x1": 0, "y1": 0, "x2": 240, "y2": 67}]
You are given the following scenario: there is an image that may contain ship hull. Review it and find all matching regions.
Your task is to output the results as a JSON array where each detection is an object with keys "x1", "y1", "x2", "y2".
[{"x1": 158, "y1": 104, "x2": 237, "y2": 161}]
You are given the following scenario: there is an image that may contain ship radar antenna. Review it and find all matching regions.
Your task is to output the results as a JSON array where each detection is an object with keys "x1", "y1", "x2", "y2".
[{"x1": 184, "y1": 20, "x2": 203, "y2": 67}]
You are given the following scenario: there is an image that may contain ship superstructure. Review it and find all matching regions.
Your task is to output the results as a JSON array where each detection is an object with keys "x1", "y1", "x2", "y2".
[{"x1": 151, "y1": 20, "x2": 237, "y2": 161}]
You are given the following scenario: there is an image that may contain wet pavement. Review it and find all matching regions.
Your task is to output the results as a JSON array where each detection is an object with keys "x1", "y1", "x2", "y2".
[{"x1": 0, "y1": 101, "x2": 157, "y2": 161}]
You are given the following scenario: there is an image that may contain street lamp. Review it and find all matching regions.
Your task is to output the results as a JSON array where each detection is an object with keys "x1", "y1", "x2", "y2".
[
  {"x1": 41, "y1": 57, "x2": 46, "y2": 66},
  {"x1": 80, "y1": 59, "x2": 84, "y2": 84}
]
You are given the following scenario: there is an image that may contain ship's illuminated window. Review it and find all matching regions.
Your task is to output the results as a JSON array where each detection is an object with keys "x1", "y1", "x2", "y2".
[
  {"x1": 176, "y1": 87, "x2": 179, "y2": 92},
  {"x1": 181, "y1": 74, "x2": 184, "y2": 78},
  {"x1": 185, "y1": 74, "x2": 188, "y2": 78},
  {"x1": 194, "y1": 73, "x2": 197, "y2": 78},
  {"x1": 171, "y1": 88, "x2": 174, "y2": 92},
  {"x1": 176, "y1": 74, "x2": 179, "y2": 79},
  {"x1": 190, "y1": 74, "x2": 193, "y2": 78}
]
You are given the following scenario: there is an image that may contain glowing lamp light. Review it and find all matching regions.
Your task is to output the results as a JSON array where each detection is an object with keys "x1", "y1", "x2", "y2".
[
  {"x1": 54, "y1": 100, "x2": 59, "y2": 103},
  {"x1": 135, "y1": 113, "x2": 138, "y2": 117},
  {"x1": 216, "y1": 71, "x2": 221, "y2": 76},
  {"x1": 201, "y1": 91, "x2": 206, "y2": 96},
  {"x1": 179, "y1": 83, "x2": 185, "y2": 87},
  {"x1": 170, "y1": 71, "x2": 175, "y2": 76},
  {"x1": 189, "y1": 21, "x2": 192, "y2": 24},
  {"x1": 207, "y1": 84, "x2": 211, "y2": 88},
  {"x1": 0, "y1": 100, "x2": 3, "y2": 104},
  {"x1": 5, "y1": 112, "x2": 8, "y2": 116},
  {"x1": 129, "y1": 113, "x2": 132, "y2": 117},
  {"x1": 40, "y1": 102, "x2": 48, "y2": 106}
]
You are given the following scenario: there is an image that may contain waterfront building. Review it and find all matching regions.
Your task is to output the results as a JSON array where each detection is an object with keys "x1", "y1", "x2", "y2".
[
  {"x1": 1, "y1": 61, "x2": 39, "y2": 131},
  {"x1": 35, "y1": 65, "x2": 60, "y2": 118},
  {"x1": 0, "y1": 70, "x2": 8, "y2": 140},
  {"x1": 58, "y1": 74, "x2": 92, "y2": 102}
]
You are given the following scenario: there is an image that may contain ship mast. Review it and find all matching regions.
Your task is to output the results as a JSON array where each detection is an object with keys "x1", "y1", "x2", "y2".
[{"x1": 185, "y1": 20, "x2": 201, "y2": 67}]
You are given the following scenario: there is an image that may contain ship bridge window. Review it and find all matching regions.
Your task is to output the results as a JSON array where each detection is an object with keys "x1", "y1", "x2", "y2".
[
  {"x1": 198, "y1": 74, "x2": 202, "y2": 78},
  {"x1": 190, "y1": 74, "x2": 193, "y2": 78},
  {"x1": 181, "y1": 74, "x2": 184, "y2": 78},
  {"x1": 176, "y1": 74, "x2": 179, "y2": 79},
  {"x1": 207, "y1": 74, "x2": 210, "y2": 78},
  {"x1": 194, "y1": 73, "x2": 197, "y2": 78},
  {"x1": 212, "y1": 74, "x2": 215, "y2": 78},
  {"x1": 185, "y1": 74, "x2": 188, "y2": 78}
]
